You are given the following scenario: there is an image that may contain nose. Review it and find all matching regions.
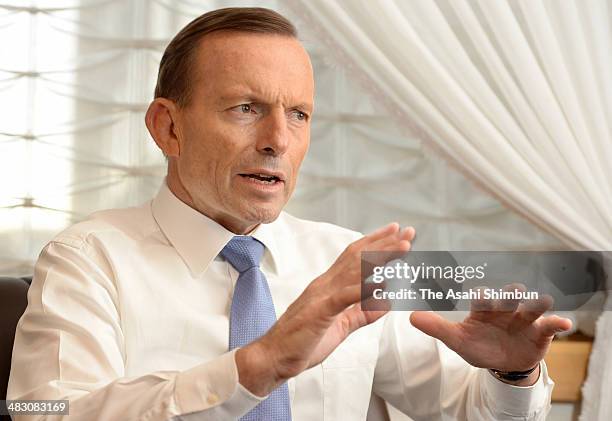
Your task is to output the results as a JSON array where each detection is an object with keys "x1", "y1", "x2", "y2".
[{"x1": 256, "y1": 109, "x2": 289, "y2": 156}]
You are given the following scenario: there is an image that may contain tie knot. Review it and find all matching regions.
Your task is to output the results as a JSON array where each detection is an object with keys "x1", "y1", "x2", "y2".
[{"x1": 220, "y1": 236, "x2": 265, "y2": 273}]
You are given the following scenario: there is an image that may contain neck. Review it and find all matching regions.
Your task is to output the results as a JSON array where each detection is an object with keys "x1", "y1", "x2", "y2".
[{"x1": 165, "y1": 165, "x2": 260, "y2": 235}]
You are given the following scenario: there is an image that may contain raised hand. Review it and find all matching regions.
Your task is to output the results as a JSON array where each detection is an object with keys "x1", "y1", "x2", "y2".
[
  {"x1": 410, "y1": 283, "x2": 573, "y2": 385},
  {"x1": 236, "y1": 222, "x2": 415, "y2": 396}
]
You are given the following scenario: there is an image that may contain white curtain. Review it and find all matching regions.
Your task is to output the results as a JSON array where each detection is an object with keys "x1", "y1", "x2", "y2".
[
  {"x1": 0, "y1": 0, "x2": 561, "y2": 277},
  {"x1": 293, "y1": 0, "x2": 612, "y2": 419},
  {"x1": 0, "y1": 0, "x2": 585, "y2": 420}
]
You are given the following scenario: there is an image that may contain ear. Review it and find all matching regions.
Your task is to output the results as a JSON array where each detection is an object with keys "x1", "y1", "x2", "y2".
[{"x1": 145, "y1": 98, "x2": 182, "y2": 157}]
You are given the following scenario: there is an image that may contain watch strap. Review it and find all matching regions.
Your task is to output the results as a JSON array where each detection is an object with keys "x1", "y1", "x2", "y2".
[{"x1": 489, "y1": 363, "x2": 539, "y2": 382}]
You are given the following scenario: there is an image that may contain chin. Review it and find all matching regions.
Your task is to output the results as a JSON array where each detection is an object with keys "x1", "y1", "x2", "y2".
[{"x1": 241, "y1": 203, "x2": 283, "y2": 225}]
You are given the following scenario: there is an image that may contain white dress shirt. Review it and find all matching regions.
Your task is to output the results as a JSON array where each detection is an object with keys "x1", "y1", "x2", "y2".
[{"x1": 8, "y1": 180, "x2": 554, "y2": 420}]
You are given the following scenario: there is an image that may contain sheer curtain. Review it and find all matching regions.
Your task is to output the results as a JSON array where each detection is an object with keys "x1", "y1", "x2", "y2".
[
  {"x1": 293, "y1": 0, "x2": 612, "y2": 419},
  {"x1": 1, "y1": 0, "x2": 578, "y2": 419},
  {"x1": 0, "y1": 0, "x2": 561, "y2": 275}
]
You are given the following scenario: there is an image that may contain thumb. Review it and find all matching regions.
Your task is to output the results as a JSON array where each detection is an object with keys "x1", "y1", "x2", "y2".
[
  {"x1": 410, "y1": 311, "x2": 462, "y2": 351},
  {"x1": 343, "y1": 302, "x2": 389, "y2": 334}
]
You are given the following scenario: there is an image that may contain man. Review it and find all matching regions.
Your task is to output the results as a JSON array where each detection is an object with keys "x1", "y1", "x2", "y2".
[{"x1": 8, "y1": 7, "x2": 571, "y2": 421}]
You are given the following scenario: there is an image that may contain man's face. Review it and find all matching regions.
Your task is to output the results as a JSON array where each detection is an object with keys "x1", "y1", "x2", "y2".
[{"x1": 170, "y1": 32, "x2": 314, "y2": 233}]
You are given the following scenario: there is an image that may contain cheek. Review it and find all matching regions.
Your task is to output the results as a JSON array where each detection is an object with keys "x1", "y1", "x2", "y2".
[
  {"x1": 291, "y1": 133, "x2": 310, "y2": 169},
  {"x1": 183, "y1": 123, "x2": 237, "y2": 166},
  {"x1": 207, "y1": 128, "x2": 253, "y2": 186}
]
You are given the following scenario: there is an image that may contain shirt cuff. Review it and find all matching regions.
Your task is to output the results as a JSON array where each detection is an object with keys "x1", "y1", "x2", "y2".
[
  {"x1": 482, "y1": 361, "x2": 554, "y2": 417},
  {"x1": 175, "y1": 348, "x2": 267, "y2": 418}
]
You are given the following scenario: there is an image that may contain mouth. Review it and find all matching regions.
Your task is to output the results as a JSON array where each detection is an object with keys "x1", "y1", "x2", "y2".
[{"x1": 238, "y1": 171, "x2": 285, "y2": 186}]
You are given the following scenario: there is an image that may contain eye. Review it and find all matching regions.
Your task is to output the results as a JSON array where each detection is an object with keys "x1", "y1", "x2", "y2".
[
  {"x1": 292, "y1": 110, "x2": 308, "y2": 121},
  {"x1": 240, "y1": 104, "x2": 253, "y2": 113}
]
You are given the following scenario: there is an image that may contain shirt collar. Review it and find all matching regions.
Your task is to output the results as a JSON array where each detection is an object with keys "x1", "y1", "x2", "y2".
[
  {"x1": 249, "y1": 215, "x2": 283, "y2": 275},
  {"x1": 151, "y1": 179, "x2": 284, "y2": 277}
]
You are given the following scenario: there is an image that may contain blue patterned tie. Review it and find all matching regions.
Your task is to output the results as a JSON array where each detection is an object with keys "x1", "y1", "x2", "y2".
[{"x1": 220, "y1": 236, "x2": 292, "y2": 421}]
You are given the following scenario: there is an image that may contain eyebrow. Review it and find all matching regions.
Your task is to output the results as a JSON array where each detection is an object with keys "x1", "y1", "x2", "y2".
[
  {"x1": 292, "y1": 102, "x2": 314, "y2": 113},
  {"x1": 218, "y1": 92, "x2": 313, "y2": 112}
]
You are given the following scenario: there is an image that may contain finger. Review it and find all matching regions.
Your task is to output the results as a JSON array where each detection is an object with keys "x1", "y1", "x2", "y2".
[
  {"x1": 361, "y1": 280, "x2": 382, "y2": 300},
  {"x1": 360, "y1": 282, "x2": 391, "y2": 312},
  {"x1": 343, "y1": 223, "x2": 401, "y2": 274},
  {"x1": 534, "y1": 315, "x2": 573, "y2": 337},
  {"x1": 363, "y1": 226, "x2": 414, "y2": 263},
  {"x1": 497, "y1": 283, "x2": 527, "y2": 312},
  {"x1": 332, "y1": 225, "x2": 412, "y2": 289},
  {"x1": 400, "y1": 226, "x2": 416, "y2": 242},
  {"x1": 362, "y1": 228, "x2": 415, "y2": 282},
  {"x1": 366, "y1": 233, "x2": 408, "y2": 252},
  {"x1": 368, "y1": 225, "x2": 415, "y2": 249},
  {"x1": 343, "y1": 302, "x2": 389, "y2": 334},
  {"x1": 361, "y1": 225, "x2": 405, "y2": 262},
  {"x1": 516, "y1": 294, "x2": 554, "y2": 324},
  {"x1": 385, "y1": 240, "x2": 412, "y2": 255},
  {"x1": 368, "y1": 235, "x2": 413, "y2": 254},
  {"x1": 361, "y1": 222, "x2": 401, "y2": 246},
  {"x1": 470, "y1": 286, "x2": 496, "y2": 313},
  {"x1": 331, "y1": 246, "x2": 408, "y2": 294},
  {"x1": 343, "y1": 222, "x2": 414, "y2": 265},
  {"x1": 323, "y1": 284, "x2": 362, "y2": 317},
  {"x1": 362, "y1": 241, "x2": 412, "y2": 279},
  {"x1": 410, "y1": 311, "x2": 462, "y2": 351}
]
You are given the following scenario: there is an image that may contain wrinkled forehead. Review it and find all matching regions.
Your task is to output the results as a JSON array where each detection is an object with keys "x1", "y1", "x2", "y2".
[{"x1": 190, "y1": 31, "x2": 314, "y2": 106}]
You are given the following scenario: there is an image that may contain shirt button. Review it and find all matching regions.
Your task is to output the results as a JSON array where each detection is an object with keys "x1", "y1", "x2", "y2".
[{"x1": 207, "y1": 393, "x2": 219, "y2": 405}]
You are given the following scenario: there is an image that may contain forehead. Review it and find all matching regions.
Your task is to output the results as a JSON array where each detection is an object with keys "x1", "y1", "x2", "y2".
[{"x1": 191, "y1": 31, "x2": 314, "y2": 103}]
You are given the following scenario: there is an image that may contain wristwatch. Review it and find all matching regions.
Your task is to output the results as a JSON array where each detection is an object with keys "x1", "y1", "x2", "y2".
[{"x1": 489, "y1": 363, "x2": 539, "y2": 382}]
